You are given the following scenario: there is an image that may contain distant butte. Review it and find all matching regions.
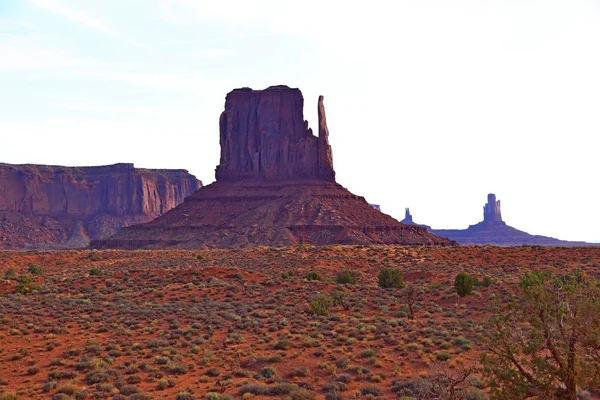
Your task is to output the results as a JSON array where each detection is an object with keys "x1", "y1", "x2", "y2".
[
  {"x1": 406, "y1": 193, "x2": 592, "y2": 247},
  {"x1": 91, "y1": 86, "x2": 453, "y2": 249}
]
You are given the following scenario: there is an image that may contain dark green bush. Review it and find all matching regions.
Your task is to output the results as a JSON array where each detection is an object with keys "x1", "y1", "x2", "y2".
[
  {"x1": 4, "y1": 268, "x2": 16, "y2": 279},
  {"x1": 335, "y1": 270, "x2": 357, "y2": 285},
  {"x1": 378, "y1": 268, "x2": 405, "y2": 289},
  {"x1": 304, "y1": 272, "x2": 322, "y2": 281},
  {"x1": 454, "y1": 272, "x2": 474, "y2": 297},
  {"x1": 482, "y1": 276, "x2": 493, "y2": 287},
  {"x1": 28, "y1": 264, "x2": 42, "y2": 275}
]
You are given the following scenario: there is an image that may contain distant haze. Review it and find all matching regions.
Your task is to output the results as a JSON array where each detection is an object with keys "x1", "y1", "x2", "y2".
[{"x1": 1, "y1": 1, "x2": 598, "y2": 242}]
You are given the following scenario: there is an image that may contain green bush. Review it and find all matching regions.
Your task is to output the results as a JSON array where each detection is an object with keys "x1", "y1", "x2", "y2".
[
  {"x1": 378, "y1": 268, "x2": 405, "y2": 289},
  {"x1": 89, "y1": 268, "x2": 102, "y2": 276},
  {"x1": 259, "y1": 366, "x2": 276, "y2": 379},
  {"x1": 482, "y1": 276, "x2": 493, "y2": 287},
  {"x1": 454, "y1": 272, "x2": 474, "y2": 297},
  {"x1": 304, "y1": 272, "x2": 322, "y2": 281},
  {"x1": 310, "y1": 294, "x2": 331, "y2": 316},
  {"x1": 4, "y1": 268, "x2": 16, "y2": 279},
  {"x1": 28, "y1": 264, "x2": 42, "y2": 275},
  {"x1": 335, "y1": 270, "x2": 357, "y2": 284},
  {"x1": 15, "y1": 275, "x2": 40, "y2": 295}
]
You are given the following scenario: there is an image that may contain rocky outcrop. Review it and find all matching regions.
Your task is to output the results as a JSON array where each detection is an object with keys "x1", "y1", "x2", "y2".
[
  {"x1": 92, "y1": 86, "x2": 453, "y2": 249},
  {"x1": 401, "y1": 208, "x2": 432, "y2": 230},
  {"x1": 424, "y1": 194, "x2": 591, "y2": 246},
  {"x1": 0, "y1": 163, "x2": 201, "y2": 249},
  {"x1": 483, "y1": 193, "x2": 502, "y2": 222},
  {"x1": 215, "y1": 86, "x2": 335, "y2": 181}
]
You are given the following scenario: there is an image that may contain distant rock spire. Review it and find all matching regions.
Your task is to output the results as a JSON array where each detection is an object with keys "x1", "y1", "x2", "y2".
[
  {"x1": 403, "y1": 208, "x2": 414, "y2": 224},
  {"x1": 483, "y1": 193, "x2": 502, "y2": 222}
]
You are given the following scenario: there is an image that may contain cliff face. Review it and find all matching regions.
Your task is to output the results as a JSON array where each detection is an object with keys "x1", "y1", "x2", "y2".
[
  {"x1": 215, "y1": 86, "x2": 335, "y2": 181},
  {"x1": 92, "y1": 86, "x2": 454, "y2": 249},
  {"x1": 0, "y1": 163, "x2": 202, "y2": 249}
]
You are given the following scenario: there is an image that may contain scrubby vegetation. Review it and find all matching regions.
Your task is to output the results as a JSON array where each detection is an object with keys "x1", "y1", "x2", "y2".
[{"x1": 0, "y1": 246, "x2": 598, "y2": 398}]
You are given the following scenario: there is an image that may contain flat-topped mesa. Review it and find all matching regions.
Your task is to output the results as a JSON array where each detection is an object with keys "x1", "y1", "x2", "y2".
[
  {"x1": 483, "y1": 193, "x2": 502, "y2": 222},
  {"x1": 215, "y1": 86, "x2": 335, "y2": 182}
]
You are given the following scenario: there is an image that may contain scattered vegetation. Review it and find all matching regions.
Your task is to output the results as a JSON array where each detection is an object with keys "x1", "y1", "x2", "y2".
[
  {"x1": 0, "y1": 246, "x2": 598, "y2": 398},
  {"x1": 378, "y1": 267, "x2": 405, "y2": 289}
]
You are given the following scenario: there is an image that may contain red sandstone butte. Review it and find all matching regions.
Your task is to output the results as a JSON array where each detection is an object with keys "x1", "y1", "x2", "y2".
[
  {"x1": 0, "y1": 163, "x2": 201, "y2": 249},
  {"x1": 91, "y1": 86, "x2": 453, "y2": 249}
]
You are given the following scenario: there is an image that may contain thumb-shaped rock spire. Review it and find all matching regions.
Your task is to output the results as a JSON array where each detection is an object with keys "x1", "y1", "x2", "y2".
[{"x1": 317, "y1": 95, "x2": 334, "y2": 176}]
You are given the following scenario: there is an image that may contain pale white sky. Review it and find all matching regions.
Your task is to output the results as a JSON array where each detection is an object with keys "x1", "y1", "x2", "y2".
[{"x1": 1, "y1": 0, "x2": 598, "y2": 242}]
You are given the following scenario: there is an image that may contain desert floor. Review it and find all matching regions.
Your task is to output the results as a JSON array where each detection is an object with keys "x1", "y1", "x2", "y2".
[{"x1": 1, "y1": 245, "x2": 599, "y2": 399}]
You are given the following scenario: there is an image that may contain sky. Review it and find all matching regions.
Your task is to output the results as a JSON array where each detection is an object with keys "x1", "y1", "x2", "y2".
[{"x1": 0, "y1": 0, "x2": 599, "y2": 242}]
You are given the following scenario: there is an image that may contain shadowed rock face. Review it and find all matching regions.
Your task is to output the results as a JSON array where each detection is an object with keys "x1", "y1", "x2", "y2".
[
  {"x1": 215, "y1": 86, "x2": 335, "y2": 181},
  {"x1": 0, "y1": 163, "x2": 201, "y2": 249},
  {"x1": 92, "y1": 86, "x2": 453, "y2": 249}
]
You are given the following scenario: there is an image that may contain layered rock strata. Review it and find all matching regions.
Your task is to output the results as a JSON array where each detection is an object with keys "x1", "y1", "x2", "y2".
[
  {"x1": 0, "y1": 163, "x2": 201, "y2": 249},
  {"x1": 92, "y1": 86, "x2": 453, "y2": 249}
]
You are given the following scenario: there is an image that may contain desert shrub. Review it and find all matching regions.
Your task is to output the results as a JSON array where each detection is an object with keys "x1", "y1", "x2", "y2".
[
  {"x1": 26, "y1": 366, "x2": 39, "y2": 375},
  {"x1": 239, "y1": 384, "x2": 269, "y2": 395},
  {"x1": 335, "y1": 270, "x2": 357, "y2": 285},
  {"x1": 15, "y1": 275, "x2": 40, "y2": 294},
  {"x1": 0, "y1": 394, "x2": 19, "y2": 400},
  {"x1": 482, "y1": 276, "x2": 493, "y2": 287},
  {"x1": 239, "y1": 384, "x2": 296, "y2": 396},
  {"x1": 304, "y1": 272, "x2": 322, "y2": 281},
  {"x1": 310, "y1": 294, "x2": 331, "y2": 316},
  {"x1": 129, "y1": 394, "x2": 153, "y2": 400},
  {"x1": 273, "y1": 340, "x2": 294, "y2": 350},
  {"x1": 259, "y1": 366, "x2": 276, "y2": 379},
  {"x1": 361, "y1": 386, "x2": 382, "y2": 396},
  {"x1": 4, "y1": 268, "x2": 16, "y2": 279},
  {"x1": 175, "y1": 392, "x2": 195, "y2": 400},
  {"x1": 156, "y1": 379, "x2": 168, "y2": 390},
  {"x1": 290, "y1": 389, "x2": 316, "y2": 400},
  {"x1": 28, "y1": 264, "x2": 42, "y2": 275},
  {"x1": 454, "y1": 272, "x2": 474, "y2": 297},
  {"x1": 48, "y1": 370, "x2": 78, "y2": 380},
  {"x1": 481, "y1": 270, "x2": 600, "y2": 399},
  {"x1": 436, "y1": 351, "x2": 451, "y2": 361},
  {"x1": 119, "y1": 385, "x2": 139, "y2": 395},
  {"x1": 89, "y1": 268, "x2": 102, "y2": 276},
  {"x1": 50, "y1": 394, "x2": 71, "y2": 400},
  {"x1": 378, "y1": 268, "x2": 405, "y2": 289}
]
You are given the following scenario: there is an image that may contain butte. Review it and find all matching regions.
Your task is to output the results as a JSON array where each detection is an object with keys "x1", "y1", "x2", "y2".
[{"x1": 91, "y1": 86, "x2": 453, "y2": 249}]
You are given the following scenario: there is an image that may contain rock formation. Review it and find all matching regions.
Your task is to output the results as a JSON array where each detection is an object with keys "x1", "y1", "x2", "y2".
[
  {"x1": 0, "y1": 163, "x2": 201, "y2": 249},
  {"x1": 92, "y1": 86, "x2": 453, "y2": 249},
  {"x1": 401, "y1": 208, "x2": 432, "y2": 230},
  {"x1": 422, "y1": 194, "x2": 591, "y2": 246},
  {"x1": 483, "y1": 193, "x2": 502, "y2": 222},
  {"x1": 215, "y1": 86, "x2": 335, "y2": 181}
]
